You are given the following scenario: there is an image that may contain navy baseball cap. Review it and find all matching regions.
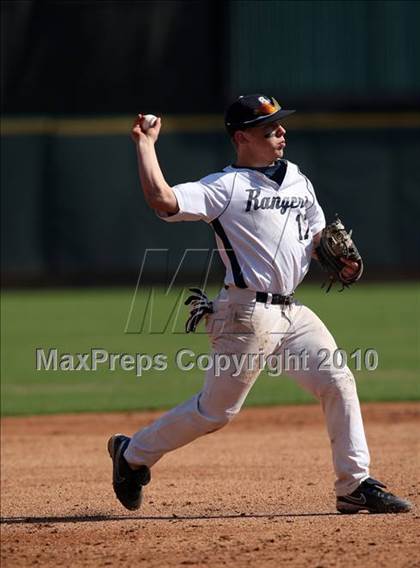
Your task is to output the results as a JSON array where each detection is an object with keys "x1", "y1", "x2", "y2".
[{"x1": 225, "y1": 94, "x2": 295, "y2": 135}]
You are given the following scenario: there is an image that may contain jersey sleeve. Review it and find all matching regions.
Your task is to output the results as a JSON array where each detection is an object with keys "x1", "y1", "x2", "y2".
[
  {"x1": 156, "y1": 173, "x2": 231, "y2": 223},
  {"x1": 305, "y1": 178, "x2": 326, "y2": 236}
]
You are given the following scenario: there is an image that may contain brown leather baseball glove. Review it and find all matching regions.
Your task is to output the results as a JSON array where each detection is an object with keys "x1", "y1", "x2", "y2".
[{"x1": 315, "y1": 216, "x2": 364, "y2": 292}]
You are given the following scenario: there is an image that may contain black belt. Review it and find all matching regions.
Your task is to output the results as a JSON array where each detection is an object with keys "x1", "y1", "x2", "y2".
[
  {"x1": 224, "y1": 285, "x2": 293, "y2": 305},
  {"x1": 256, "y1": 292, "x2": 294, "y2": 305}
]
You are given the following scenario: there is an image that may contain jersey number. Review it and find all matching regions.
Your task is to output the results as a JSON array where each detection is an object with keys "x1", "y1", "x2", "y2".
[{"x1": 296, "y1": 213, "x2": 310, "y2": 241}]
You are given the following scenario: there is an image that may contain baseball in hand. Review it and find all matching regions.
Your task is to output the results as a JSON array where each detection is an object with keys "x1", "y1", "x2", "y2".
[{"x1": 142, "y1": 114, "x2": 158, "y2": 130}]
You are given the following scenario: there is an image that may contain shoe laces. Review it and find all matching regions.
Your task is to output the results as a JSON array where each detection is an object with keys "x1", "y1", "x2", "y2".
[{"x1": 362, "y1": 480, "x2": 397, "y2": 501}]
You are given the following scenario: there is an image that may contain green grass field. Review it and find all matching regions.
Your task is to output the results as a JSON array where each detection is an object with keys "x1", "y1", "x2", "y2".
[{"x1": 1, "y1": 283, "x2": 419, "y2": 416}]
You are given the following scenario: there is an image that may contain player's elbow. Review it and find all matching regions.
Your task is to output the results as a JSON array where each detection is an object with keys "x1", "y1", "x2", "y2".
[{"x1": 146, "y1": 192, "x2": 179, "y2": 214}]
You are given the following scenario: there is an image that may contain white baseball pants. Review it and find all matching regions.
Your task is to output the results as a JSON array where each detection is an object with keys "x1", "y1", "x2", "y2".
[{"x1": 125, "y1": 286, "x2": 370, "y2": 496}]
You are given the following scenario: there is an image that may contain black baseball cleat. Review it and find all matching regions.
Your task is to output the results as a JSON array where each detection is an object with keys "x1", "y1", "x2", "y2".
[
  {"x1": 107, "y1": 434, "x2": 151, "y2": 511},
  {"x1": 336, "y1": 477, "x2": 412, "y2": 514}
]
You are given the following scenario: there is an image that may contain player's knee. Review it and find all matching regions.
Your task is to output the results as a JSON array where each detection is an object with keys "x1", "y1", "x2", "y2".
[
  {"x1": 197, "y1": 395, "x2": 239, "y2": 432},
  {"x1": 321, "y1": 369, "x2": 358, "y2": 400},
  {"x1": 202, "y1": 407, "x2": 238, "y2": 432},
  {"x1": 206, "y1": 414, "x2": 231, "y2": 433}
]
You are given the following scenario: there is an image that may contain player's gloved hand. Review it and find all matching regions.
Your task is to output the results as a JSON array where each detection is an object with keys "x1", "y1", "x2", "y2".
[
  {"x1": 340, "y1": 257, "x2": 360, "y2": 280},
  {"x1": 315, "y1": 216, "x2": 364, "y2": 292},
  {"x1": 184, "y1": 288, "x2": 214, "y2": 333}
]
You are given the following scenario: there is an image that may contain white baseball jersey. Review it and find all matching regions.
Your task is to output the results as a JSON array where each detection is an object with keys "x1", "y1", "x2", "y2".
[{"x1": 158, "y1": 160, "x2": 325, "y2": 295}]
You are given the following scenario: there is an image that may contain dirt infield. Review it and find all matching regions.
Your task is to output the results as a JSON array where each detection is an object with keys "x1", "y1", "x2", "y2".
[{"x1": 1, "y1": 403, "x2": 419, "y2": 567}]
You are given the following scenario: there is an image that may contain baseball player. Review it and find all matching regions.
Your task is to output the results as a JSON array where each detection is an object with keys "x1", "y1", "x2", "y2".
[{"x1": 108, "y1": 94, "x2": 411, "y2": 514}]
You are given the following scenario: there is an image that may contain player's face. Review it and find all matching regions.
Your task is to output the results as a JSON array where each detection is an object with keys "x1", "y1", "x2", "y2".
[{"x1": 240, "y1": 121, "x2": 287, "y2": 164}]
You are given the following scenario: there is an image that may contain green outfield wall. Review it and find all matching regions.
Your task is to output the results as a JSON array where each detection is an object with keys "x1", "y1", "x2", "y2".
[
  {"x1": 229, "y1": 0, "x2": 420, "y2": 105},
  {"x1": 3, "y1": 1, "x2": 419, "y2": 283},
  {"x1": 3, "y1": 1, "x2": 419, "y2": 115},
  {"x1": 2, "y1": 116, "x2": 420, "y2": 282}
]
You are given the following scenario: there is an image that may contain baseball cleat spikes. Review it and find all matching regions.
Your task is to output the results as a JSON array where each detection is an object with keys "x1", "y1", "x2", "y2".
[
  {"x1": 108, "y1": 434, "x2": 151, "y2": 511},
  {"x1": 336, "y1": 477, "x2": 412, "y2": 514}
]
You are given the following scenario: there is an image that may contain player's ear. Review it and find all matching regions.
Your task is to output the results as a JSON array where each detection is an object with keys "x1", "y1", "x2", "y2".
[{"x1": 233, "y1": 130, "x2": 248, "y2": 146}]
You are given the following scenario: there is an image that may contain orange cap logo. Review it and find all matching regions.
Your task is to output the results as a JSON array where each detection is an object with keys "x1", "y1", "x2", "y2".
[{"x1": 255, "y1": 96, "x2": 281, "y2": 116}]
